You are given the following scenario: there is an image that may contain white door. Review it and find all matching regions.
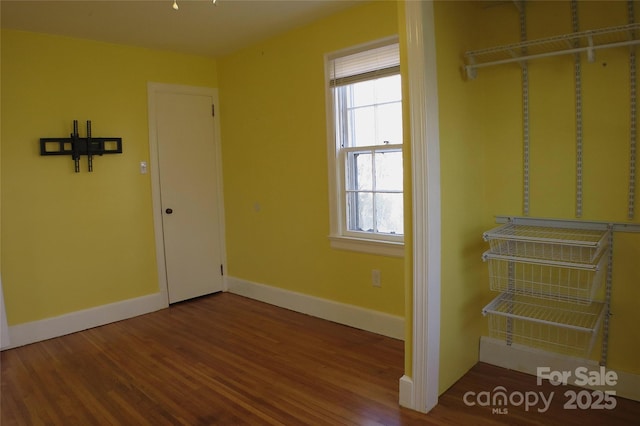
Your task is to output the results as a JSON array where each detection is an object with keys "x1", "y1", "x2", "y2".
[{"x1": 150, "y1": 85, "x2": 224, "y2": 304}]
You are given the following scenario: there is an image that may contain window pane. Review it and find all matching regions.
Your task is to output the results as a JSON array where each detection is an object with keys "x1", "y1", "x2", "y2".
[
  {"x1": 376, "y1": 102, "x2": 403, "y2": 145},
  {"x1": 375, "y1": 193, "x2": 404, "y2": 235},
  {"x1": 350, "y1": 80, "x2": 375, "y2": 107},
  {"x1": 347, "y1": 192, "x2": 373, "y2": 232},
  {"x1": 375, "y1": 75, "x2": 402, "y2": 104},
  {"x1": 348, "y1": 106, "x2": 375, "y2": 147},
  {"x1": 346, "y1": 152, "x2": 373, "y2": 190},
  {"x1": 375, "y1": 151, "x2": 403, "y2": 191}
]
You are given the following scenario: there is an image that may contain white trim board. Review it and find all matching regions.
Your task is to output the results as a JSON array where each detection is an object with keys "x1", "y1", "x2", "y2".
[
  {"x1": 2, "y1": 293, "x2": 167, "y2": 350},
  {"x1": 226, "y1": 277, "x2": 404, "y2": 340},
  {"x1": 402, "y1": 0, "x2": 442, "y2": 414},
  {"x1": 480, "y1": 336, "x2": 640, "y2": 402},
  {"x1": 399, "y1": 375, "x2": 415, "y2": 408}
]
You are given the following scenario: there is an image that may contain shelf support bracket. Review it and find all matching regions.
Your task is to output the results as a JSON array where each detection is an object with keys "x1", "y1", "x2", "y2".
[
  {"x1": 465, "y1": 57, "x2": 477, "y2": 80},
  {"x1": 587, "y1": 35, "x2": 595, "y2": 62},
  {"x1": 512, "y1": 0, "x2": 523, "y2": 14}
]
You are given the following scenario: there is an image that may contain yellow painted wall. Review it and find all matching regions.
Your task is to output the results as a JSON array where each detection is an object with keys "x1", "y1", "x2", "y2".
[
  {"x1": 434, "y1": 0, "x2": 640, "y2": 389},
  {"x1": 217, "y1": 1, "x2": 405, "y2": 316},
  {"x1": 1, "y1": 30, "x2": 218, "y2": 324},
  {"x1": 430, "y1": 0, "x2": 494, "y2": 393}
]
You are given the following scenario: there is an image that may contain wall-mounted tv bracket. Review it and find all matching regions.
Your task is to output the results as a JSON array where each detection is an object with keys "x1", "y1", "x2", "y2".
[{"x1": 40, "y1": 120, "x2": 122, "y2": 172}]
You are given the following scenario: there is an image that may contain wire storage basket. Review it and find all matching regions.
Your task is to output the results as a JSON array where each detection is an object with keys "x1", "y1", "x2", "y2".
[
  {"x1": 483, "y1": 249, "x2": 609, "y2": 304},
  {"x1": 482, "y1": 293, "x2": 605, "y2": 357},
  {"x1": 483, "y1": 224, "x2": 610, "y2": 264}
]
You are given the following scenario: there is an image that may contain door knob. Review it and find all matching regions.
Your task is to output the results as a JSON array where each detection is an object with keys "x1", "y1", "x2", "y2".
[{"x1": 165, "y1": 208, "x2": 173, "y2": 214}]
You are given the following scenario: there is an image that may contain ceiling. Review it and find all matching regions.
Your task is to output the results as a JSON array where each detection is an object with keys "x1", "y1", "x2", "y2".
[{"x1": 1, "y1": 0, "x2": 360, "y2": 57}]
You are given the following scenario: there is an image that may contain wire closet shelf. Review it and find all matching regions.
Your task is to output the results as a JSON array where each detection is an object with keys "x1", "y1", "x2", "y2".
[{"x1": 464, "y1": 23, "x2": 640, "y2": 79}]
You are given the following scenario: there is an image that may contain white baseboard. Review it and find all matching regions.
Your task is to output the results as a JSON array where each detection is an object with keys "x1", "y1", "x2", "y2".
[
  {"x1": 226, "y1": 276, "x2": 404, "y2": 340},
  {"x1": 399, "y1": 375, "x2": 415, "y2": 408},
  {"x1": 480, "y1": 336, "x2": 640, "y2": 402},
  {"x1": 3, "y1": 293, "x2": 168, "y2": 350}
]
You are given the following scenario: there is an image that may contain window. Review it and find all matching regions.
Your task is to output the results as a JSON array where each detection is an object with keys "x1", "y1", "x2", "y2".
[{"x1": 326, "y1": 38, "x2": 404, "y2": 256}]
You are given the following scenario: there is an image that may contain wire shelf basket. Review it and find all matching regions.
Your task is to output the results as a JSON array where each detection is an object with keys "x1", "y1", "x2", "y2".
[
  {"x1": 482, "y1": 293, "x2": 605, "y2": 357},
  {"x1": 483, "y1": 249, "x2": 608, "y2": 304},
  {"x1": 483, "y1": 224, "x2": 610, "y2": 264}
]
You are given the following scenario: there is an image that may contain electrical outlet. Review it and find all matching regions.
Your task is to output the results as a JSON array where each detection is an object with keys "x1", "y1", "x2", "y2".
[{"x1": 372, "y1": 269, "x2": 381, "y2": 287}]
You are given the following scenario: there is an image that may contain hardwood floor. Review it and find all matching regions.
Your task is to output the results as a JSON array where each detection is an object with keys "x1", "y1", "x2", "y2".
[{"x1": 2, "y1": 293, "x2": 639, "y2": 425}]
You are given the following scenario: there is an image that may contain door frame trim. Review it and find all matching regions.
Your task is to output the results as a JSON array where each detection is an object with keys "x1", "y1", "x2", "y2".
[
  {"x1": 401, "y1": 0, "x2": 441, "y2": 413},
  {"x1": 147, "y1": 82, "x2": 227, "y2": 304}
]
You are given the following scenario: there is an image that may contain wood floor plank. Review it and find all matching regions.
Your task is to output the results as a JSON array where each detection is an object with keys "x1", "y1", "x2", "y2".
[{"x1": 1, "y1": 293, "x2": 638, "y2": 425}]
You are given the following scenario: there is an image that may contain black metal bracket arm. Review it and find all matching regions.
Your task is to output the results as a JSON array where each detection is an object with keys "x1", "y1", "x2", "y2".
[{"x1": 40, "y1": 120, "x2": 123, "y2": 172}]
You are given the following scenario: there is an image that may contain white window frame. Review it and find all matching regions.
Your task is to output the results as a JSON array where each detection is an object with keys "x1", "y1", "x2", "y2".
[{"x1": 325, "y1": 36, "x2": 404, "y2": 257}]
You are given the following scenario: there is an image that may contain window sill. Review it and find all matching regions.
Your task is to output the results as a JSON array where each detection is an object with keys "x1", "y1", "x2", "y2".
[{"x1": 329, "y1": 235, "x2": 405, "y2": 258}]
